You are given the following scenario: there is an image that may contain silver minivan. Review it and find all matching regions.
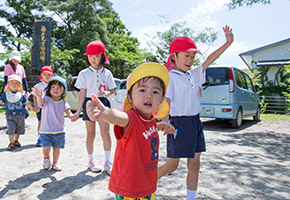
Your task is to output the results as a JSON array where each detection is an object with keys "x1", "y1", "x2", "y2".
[{"x1": 200, "y1": 65, "x2": 260, "y2": 128}]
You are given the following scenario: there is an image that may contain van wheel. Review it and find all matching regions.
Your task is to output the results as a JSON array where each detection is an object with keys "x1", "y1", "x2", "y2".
[
  {"x1": 253, "y1": 107, "x2": 260, "y2": 121},
  {"x1": 231, "y1": 108, "x2": 242, "y2": 128}
]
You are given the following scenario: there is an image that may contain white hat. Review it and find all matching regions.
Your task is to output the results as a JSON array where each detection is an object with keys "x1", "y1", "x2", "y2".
[{"x1": 9, "y1": 50, "x2": 21, "y2": 62}]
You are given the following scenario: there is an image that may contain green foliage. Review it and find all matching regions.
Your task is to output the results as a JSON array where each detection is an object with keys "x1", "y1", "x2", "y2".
[
  {"x1": 257, "y1": 65, "x2": 288, "y2": 96},
  {"x1": 0, "y1": 37, "x2": 32, "y2": 69},
  {"x1": 102, "y1": 11, "x2": 147, "y2": 78},
  {"x1": 0, "y1": 0, "x2": 148, "y2": 79},
  {"x1": 246, "y1": 69, "x2": 264, "y2": 95},
  {"x1": 280, "y1": 64, "x2": 290, "y2": 99},
  {"x1": 259, "y1": 96, "x2": 268, "y2": 114},
  {"x1": 0, "y1": 0, "x2": 48, "y2": 50},
  {"x1": 50, "y1": 39, "x2": 80, "y2": 77},
  {"x1": 146, "y1": 21, "x2": 217, "y2": 67},
  {"x1": 0, "y1": 37, "x2": 78, "y2": 78},
  {"x1": 227, "y1": 0, "x2": 271, "y2": 10},
  {"x1": 40, "y1": 0, "x2": 112, "y2": 76},
  {"x1": 0, "y1": 0, "x2": 224, "y2": 80},
  {"x1": 0, "y1": 80, "x2": 3, "y2": 94}
]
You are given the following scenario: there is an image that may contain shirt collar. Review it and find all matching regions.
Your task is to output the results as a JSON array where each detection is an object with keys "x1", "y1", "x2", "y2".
[
  {"x1": 170, "y1": 69, "x2": 186, "y2": 76},
  {"x1": 89, "y1": 66, "x2": 104, "y2": 73}
]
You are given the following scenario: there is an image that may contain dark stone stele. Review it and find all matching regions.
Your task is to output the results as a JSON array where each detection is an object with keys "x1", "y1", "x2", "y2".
[{"x1": 26, "y1": 20, "x2": 52, "y2": 90}]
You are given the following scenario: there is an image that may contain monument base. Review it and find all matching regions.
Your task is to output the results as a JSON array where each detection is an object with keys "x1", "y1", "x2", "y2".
[{"x1": 26, "y1": 67, "x2": 41, "y2": 92}]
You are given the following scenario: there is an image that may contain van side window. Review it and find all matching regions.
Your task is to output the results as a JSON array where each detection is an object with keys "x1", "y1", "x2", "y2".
[
  {"x1": 234, "y1": 69, "x2": 247, "y2": 90},
  {"x1": 245, "y1": 74, "x2": 254, "y2": 92}
]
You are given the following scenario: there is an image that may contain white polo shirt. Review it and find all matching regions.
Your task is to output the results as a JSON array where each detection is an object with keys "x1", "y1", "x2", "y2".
[
  {"x1": 166, "y1": 65, "x2": 205, "y2": 116},
  {"x1": 75, "y1": 66, "x2": 116, "y2": 98},
  {"x1": 32, "y1": 81, "x2": 48, "y2": 97}
]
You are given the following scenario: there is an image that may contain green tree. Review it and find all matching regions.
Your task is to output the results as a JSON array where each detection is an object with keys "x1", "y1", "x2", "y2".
[
  {"x1": 40, "y1": 0, "x2": 112, "y2": 76},
  {"x1": 0, "y1": 0, "x2": 50, "y2": 50},
  {"x1": 0, "y1": 37, "x2": 78, "y2": 78},
  {"x1": 227, "y1": 0, "x2": 271, "y2": 9},
  {"x1": 146, "y1": 21, "x2": 217, "y2": 67},
  {"x1": 102, "y1": 12, "x2": 148, "y2": 78},
  {"x1": 1, "y1": 0, "x2": 161, "y2": 79},
  {"x1": 280, "y1": 64, "x2": 290, "y2": 99}
]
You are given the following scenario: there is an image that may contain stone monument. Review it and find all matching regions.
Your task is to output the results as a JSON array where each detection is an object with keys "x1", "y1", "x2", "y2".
[{"x1": 26, "y1": 20, "x2": 51, "y2": 90}]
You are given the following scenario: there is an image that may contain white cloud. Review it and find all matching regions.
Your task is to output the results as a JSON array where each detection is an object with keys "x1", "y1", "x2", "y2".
[
  {"x1": 131, "y1": 24, "x2": 168, "y2": 49},
  {"x1": 207, "y1": 41, "x2": 250, "y2": 69},
  {"x1": 134, "y1": 10, "x2": 155, "y2": 19},
  {"x1": 129, "y1": 0, "x2": 144, "y2": 7},
  {"x1": 183, "y1": 0, "x2": 231, "y2": 30}
]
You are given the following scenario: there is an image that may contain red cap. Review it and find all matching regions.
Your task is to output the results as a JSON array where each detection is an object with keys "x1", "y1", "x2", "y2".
[
  {"x1": 40, "y1": 66, "x2": 54, "y2": 81},
  {"x1": 84, "y1": 40, "x2": 110, "y2": 64},
  {"x1": 166, "y1": 37, "x2": 202, "y2": 71}
]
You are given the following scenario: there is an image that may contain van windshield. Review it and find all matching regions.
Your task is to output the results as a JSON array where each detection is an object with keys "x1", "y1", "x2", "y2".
[{"x1": 203, "y1": 68, "x2": 229, "y2": 86}]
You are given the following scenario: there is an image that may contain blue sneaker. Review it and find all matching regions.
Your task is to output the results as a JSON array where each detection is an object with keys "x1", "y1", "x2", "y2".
[{"x1": 36, "y1": 138, "x2": 42, "y2": 147}]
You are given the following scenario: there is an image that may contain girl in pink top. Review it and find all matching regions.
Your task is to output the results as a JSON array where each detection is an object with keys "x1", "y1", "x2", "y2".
[{"x1": 4, "y1": 50, "x2": 28, "y2": 94}]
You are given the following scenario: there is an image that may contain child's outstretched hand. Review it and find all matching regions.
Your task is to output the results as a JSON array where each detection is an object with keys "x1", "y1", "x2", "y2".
[
  {"x1": 223, "y1": 25, "x2": 234, "y2": 44},
  {"x1": 98, "y1": 90, "x2": 110, "y2": 97},
  {"x1": 157, "y1": 122, "x2": 176, "y2": 136},
  {"x1": 31, "y1": 86, "x2": 42, "y2": 98},
  {"x1": 86, "y1": 94, "x2": 107, "y2": 121}
]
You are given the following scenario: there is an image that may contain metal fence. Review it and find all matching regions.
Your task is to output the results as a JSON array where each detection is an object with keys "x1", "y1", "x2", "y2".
[{"x1": 260, "y1": 95, "x2": 290, "y2": 114}]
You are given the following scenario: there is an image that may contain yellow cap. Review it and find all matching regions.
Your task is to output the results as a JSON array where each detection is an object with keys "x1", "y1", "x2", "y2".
[{"x1": 123, "y1": 62, "x2": 169, "y2": 119}]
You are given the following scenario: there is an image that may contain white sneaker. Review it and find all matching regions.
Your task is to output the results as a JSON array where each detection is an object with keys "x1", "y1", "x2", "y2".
[
  {"x1": 89, "y1": 160, "x2": 102, "y2": 173},
  {"x1": 104, "y1": 161, "x2": 112, "y2": 175},
  {"x1": 52, "y1": 163, "x2": 62, "y2": 171},
  {"x1": 43, "y1": 158, "x2": 51, "y2": 170}
]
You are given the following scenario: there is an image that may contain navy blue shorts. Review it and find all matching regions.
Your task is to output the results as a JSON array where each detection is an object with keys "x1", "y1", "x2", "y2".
[
  {"x1": 36, "y1": 108, "x2": 42, "y2": 121},
  {"x1": 167, "y1": 114, "x2": 206, "y2": 158},
  {"x1": 82, "y1": 97, "x2": 111, "y2": 121}
]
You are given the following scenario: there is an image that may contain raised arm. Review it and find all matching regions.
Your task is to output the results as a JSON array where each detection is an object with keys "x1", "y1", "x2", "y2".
[
  {"x1": 202, "y1": 25, "x2": 234, "y2": 71},
  {"x1": 31, "y1": 86, "x2": 45, "y2": 105},
  {"x1": 86, "y1": 94, "x2": 129, "y2": 127}
]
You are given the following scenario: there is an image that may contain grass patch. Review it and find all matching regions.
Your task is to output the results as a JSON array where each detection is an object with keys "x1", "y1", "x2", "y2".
[{"x1": 261, "y1": 113, "x2": 290, "y2": 121}]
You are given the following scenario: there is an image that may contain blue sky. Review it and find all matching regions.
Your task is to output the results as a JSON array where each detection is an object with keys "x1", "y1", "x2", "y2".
[
  {"x1": 1, "y1": 0, "x2": 290, "y2": 70},
  {"x1": 110, "y1": 0, "x2": 290, "y2": 69}
]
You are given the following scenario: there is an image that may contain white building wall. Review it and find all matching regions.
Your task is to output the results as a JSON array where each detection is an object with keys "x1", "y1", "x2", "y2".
[{"x1": 252, "y1": 41, "x2": 290, "y2": 70}]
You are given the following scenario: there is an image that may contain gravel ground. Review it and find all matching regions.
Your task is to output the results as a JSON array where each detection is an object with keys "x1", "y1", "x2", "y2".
[{"x1": 0, "y1": 114, "x2": 289, "y2": 200}]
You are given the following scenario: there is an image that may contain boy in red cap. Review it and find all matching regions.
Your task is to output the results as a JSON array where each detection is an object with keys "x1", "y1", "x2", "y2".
[
  {"x1": 0, "y1": 75, "x2": 35, "y2": 150},
  {"x1": 32, "y1": 66, "x2": 54, "y2": 147},
  {"x1": 86, "y1": 62, "x2": 176, "y2": 199},
  {"x1": 72, "y1": 40, "x2": 116, "y2": 174},
  {"x1": 158, "y1": 25, "x2": 234, "y2": 200}
]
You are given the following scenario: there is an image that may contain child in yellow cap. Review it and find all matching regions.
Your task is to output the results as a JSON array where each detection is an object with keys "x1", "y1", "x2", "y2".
[
  {"x1": 86, "y1": 63, "x2": 176, "y2": 200},
  {"x1": 0, "y1": 75, "x2": 35, "y2": 150}
]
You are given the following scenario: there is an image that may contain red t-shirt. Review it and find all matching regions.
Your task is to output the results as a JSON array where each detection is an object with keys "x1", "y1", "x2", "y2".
[{"x1": 109, "y1": 109, "x2": 159, "y2": 198}]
